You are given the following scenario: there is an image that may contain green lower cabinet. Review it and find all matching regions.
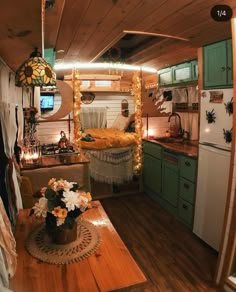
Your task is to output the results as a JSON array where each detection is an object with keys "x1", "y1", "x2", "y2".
[
  {"x1": 142, "y1": 141, "x2": 197, "y2": 229},
  {"x1": 179, "y1": 177, "x2": 195, "y2": 204},
  {"x1": 178, "y1": 198, "x2": 193, "y2": 226},
  {"x1": 161, "y1": 160, "x2": 179, "y2": 207},
  {"x1": 178, "y1": 155, "x2": 196, "y2": 228},
  {"x1": 143, "y1": 153, "x2": 162, "y2": 194}
]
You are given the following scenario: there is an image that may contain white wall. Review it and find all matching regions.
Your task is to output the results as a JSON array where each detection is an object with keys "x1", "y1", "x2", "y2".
[{"x1": 80, "y1": 92, "x2": 135, "y2": 128}]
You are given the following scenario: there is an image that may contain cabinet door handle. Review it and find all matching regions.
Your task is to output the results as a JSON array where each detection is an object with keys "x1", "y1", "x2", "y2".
[
  {"x1": 221, "y1": 66, "x2": 226, "y2": 71},
  {"x1": 185, "y1": 161, "x2": 191, "y2": 167},
  {"x1": 184, "y1": 183, "x2": 189, "y2": 189},
  {"x1": 182, "y1": 204, "x2": 188, "y2": 210}
]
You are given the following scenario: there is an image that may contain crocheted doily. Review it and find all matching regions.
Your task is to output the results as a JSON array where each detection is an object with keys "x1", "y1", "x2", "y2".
[{"x1": 25, "y1": 220, "x2": 101, "y2": 265}]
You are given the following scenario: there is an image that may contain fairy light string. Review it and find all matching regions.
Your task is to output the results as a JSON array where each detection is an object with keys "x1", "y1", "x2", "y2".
[
  {"x1": 72, "y1": 68, "x2": 82, "y2": 149},
  {"x1": 132, "y1": 71, "x2": 143, "y2": 174}
]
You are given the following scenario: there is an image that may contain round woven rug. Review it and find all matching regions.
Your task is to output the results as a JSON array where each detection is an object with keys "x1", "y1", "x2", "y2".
[{"x1": 25, "y1": 220, "x2": 101, "y2": 265}]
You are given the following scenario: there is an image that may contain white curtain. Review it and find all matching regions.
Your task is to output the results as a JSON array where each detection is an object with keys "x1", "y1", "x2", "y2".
[
  {"x1": 0, "y1": 197, "x2": 17, "y2": 291},
  {"x1": 172, "y1": 88, "x2": 188, "y2": 103},
  {"x1": 16, "y1": 106, "x2": 24, "y2": 145},
  {"x1": 0, "y1": 61, "x2": 9, "y2": 103},
  {"x1": 0, "y1": 102, "x2": 23, "y2": 211},
  {"x1": 80, "y1": 107, "x2": 107, "y2": 129}
]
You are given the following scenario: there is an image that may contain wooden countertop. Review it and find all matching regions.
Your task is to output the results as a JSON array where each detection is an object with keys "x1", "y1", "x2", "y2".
[
  {"x1": 10, "y1": 201, "x2": 146, "y2": 292},
  {"x1": 143, "y1": 138, "x2": 198, "y2": 158},
  {"x1": 21, "y1": 152, "x2": 90, "y2": 170}
]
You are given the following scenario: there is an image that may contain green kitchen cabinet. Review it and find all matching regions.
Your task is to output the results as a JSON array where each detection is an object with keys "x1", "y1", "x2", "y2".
[
  {"x1": 142, "y1": 141, "x2": 162, "y2": 195},
  {"x1": 191, "y1": 59, "x2": 198, "y2": 80},
  {"x1": 204, "y1": 39, "x2": 232, "y2": 88},
  {"x1": 179, "y1": 156, "x2": 197, "y2": 182},
  {"x1": 162, "y1": 155, "x2": 179, "y2": 208},
  {"x1": 172, "y1": 62, "x2": 192, "y2": 84},
  {"x1": 158, "y1": 67, "x2": 173, "y2": 86},
  {"x1": 143, "y1": 140, "x2": 197, "y2": 229},
  {"x1": 143, "y1": 153, "x2": 162, "y2": 194},
  {"x1": 178, "y1": 155, "x2": 197, "y2": 228},
  {"x1": 158, "y1": 59, "x2": 198, "y2": 87}
]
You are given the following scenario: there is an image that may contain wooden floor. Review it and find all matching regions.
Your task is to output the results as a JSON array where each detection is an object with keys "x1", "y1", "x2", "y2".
[{"x1": 100, "y1": 193, "x2": 219, "y2": 292}]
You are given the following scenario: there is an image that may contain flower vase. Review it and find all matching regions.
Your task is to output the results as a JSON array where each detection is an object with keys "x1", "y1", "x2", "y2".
[
  {"x1": 48, "y1": 221, "x2": 77, "y2": 245},
  {"x1": 45, "y1": 213, "x2": 78, "y2": 245}
]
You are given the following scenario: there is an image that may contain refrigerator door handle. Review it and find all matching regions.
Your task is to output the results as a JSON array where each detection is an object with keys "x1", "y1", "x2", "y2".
[{"x1": 199, "y1": 142, "x2": 231, "y2": 152}]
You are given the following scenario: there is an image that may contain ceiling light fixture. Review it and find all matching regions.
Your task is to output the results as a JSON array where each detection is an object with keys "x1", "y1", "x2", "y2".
[
  {"x1": 54, "y1": 62, "x2": 157, "y2": 73},
  {"x1": 15, "y1": 48, "x2": 56, "y2": 87}
]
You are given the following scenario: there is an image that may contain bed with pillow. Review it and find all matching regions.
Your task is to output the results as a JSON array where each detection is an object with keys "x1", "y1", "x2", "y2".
[
  {"x1": 81, "y1": 113, "x2": 136, "y2": 150},
  {"x1": 81, "y1": 113, "x2": 137, "y2": 185}
]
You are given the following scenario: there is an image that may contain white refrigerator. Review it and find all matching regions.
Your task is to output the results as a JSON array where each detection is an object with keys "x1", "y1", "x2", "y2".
[{"x1": 193, "y1": 88, "x2": 233, "y2": 251}]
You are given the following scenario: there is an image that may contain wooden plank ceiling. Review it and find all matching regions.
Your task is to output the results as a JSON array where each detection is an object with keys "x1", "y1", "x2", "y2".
[{"x1": 0, "y1": 0, "x2": 235, "y2": 80}]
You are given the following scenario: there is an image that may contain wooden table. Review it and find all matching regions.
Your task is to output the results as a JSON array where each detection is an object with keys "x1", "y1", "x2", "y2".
[{"x1": 10, "y1": 201, "x2": 146, "y2": 292}]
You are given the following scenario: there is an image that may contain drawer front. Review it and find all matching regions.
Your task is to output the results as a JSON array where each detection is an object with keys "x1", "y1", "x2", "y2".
[
  {"x1": 178, "y1": 198, "x2": 193, "y2": 227},
  {"x1": 179, "y1": 177, "x2": 195, "y2": 204},
  {"x1": 180, "y1": 156, "x2": 196, "y2": 182},
  {"x1": 143, "y1": 142, "x2": 162, "y2": 159}
]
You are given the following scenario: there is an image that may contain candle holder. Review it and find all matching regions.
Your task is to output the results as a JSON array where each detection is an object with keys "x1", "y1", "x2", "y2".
[
  {"x1": 21, "y1": 143, "x2": 41, "y2": 167},
  {"x1": 21, "y1": 106, "x2": 41, "y2": 168}
]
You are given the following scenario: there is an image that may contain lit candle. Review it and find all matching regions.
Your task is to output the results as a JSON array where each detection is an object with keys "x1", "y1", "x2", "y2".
[
  {"x1": 24, "y1": 153, "x2": 31, "y2": 160},
  {"x1": 32, "y1": 153, "x2": 39, "y2": 159}
]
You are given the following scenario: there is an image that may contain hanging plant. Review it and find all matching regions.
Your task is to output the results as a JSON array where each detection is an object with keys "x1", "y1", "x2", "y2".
[
  {"x1": 224, "y1": 97, "x2": 233, "y2": 116},
  {"x1": 206, "y1": 109, "x2": 216, "y2": 123},
  {"x1": 223, "y1": 128, "x2": 232, "y2": 143}
]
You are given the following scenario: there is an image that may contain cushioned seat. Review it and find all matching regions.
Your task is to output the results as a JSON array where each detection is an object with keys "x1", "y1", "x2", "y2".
[{"x1": 20, "y1": 176, "x2": 38, "y2": 209}]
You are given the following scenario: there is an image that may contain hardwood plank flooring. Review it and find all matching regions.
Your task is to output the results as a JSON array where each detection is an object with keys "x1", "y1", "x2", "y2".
[{"x1": 100, "y1": 193, "x2": 219, "y2": 292}]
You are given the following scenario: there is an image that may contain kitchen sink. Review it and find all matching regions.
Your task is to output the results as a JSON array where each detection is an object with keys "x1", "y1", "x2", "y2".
[{"x1": 153, "y1": 137, "x2": 198, "y2": 148}]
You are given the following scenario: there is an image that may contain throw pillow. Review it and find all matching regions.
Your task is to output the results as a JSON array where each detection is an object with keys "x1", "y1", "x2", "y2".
[{"x1": 112, "y1": 114, "x2": 129, "y2": 131}]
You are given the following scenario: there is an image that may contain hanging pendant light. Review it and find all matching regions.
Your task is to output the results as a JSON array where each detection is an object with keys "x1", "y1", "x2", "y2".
[{"x1": 15, "y1": 47, "x2": 56, "y2": 87}]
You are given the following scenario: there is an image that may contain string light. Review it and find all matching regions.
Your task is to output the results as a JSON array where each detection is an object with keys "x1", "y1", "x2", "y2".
[
  {"x1": 72, "y1": 68, "x2": 82, "y2": 149},
  {"x1": 132, "y1": 71, "x2": 143, "y2": 174},
  {"x1": 54, "y1": 62, "x2": 157, "y2": 73}
]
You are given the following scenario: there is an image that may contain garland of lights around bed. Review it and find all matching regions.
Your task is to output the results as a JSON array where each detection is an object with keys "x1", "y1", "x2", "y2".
[
  {"x1": 72, "y1": 68, "x2": 82, "y2": 148},
  {"x1": 132, "y1": 71, "x2": 142, "y2": 174},
  {"x1": 72, "y1": 68, "x2": 143, "y2": 176}
]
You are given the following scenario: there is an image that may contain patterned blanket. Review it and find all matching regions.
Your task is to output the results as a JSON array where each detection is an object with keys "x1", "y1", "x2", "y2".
[{"x1": 81, "y1": 128, "x2": 137, "y2": 150}]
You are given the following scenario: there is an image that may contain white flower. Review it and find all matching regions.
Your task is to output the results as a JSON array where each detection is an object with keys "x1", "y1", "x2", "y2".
[
  {"x1": 61, "y1": 191, "x2": 80, "y2": 211},
  {"x1": 32, "y1": 197, "x2": 48, "y2": 217},
  {"x1": 77, "y1": 195, "x2": 89, "y2": 212},
  {"x1": 62, "y1": 180, "x2": 74, "y2": 191}
]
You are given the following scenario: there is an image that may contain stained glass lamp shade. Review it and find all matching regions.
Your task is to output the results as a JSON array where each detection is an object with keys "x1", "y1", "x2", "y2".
[{"x1": 15, "y1": 48, "x2": 56, "y2": 87}]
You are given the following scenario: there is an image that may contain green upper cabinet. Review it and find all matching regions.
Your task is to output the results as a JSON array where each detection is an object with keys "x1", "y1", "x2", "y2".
[
  {"x1": 204, "y1": 39, "x2": 232, "y2": 88},
  {"x1": 172, "y1": 62, "x2": 192, "y2": 84},
  {"x1": 158, "y1": 60, "x2": 198, "y2": 86},
  {"x1": 158, "y1": 67, "x2": 173, "y2": 86},
  {"x1": 191, "y1": 59, "x2": 198, "y2": 80}
]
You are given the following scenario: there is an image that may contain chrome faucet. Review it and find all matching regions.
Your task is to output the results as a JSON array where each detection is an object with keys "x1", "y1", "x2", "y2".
[{"x1": 168, "y1": 112, "x2": 183, "y2": 138}]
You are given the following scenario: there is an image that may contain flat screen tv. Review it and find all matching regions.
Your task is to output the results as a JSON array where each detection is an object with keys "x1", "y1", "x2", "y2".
[{"x1": 40, "y1": 92, "x2": 54, "y2": 112}]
